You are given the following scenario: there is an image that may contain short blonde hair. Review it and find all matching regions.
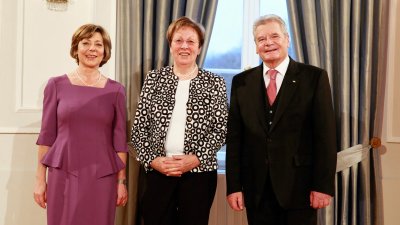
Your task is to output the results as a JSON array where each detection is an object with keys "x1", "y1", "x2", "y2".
[
  {"x1": 166, "y1": 16, "x2": 205, "y2": 47},
  {"x1": 70, "y1": 24, "x2": 112, "y2": 67}
]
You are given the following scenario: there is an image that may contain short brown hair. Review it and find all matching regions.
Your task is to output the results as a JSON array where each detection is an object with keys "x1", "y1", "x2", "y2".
[
  {"x1": 166, "y1": 16, "x2": 205, "y2": 47},
  {"x1": 70, "y1": 24, "x2": 112, "y2": 67}
]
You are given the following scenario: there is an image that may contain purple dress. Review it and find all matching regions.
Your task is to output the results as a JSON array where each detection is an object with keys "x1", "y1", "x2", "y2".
[{"x1": 36, "y1": 75, "x2": 128, "y2": 225}]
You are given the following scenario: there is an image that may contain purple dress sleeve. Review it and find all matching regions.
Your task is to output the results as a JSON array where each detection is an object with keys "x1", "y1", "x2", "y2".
[
  {"x1": 37, "y1": 78, "x2": 58, "y2": 146},
  {"x1": 113, "y1": 85, "x2": 128, "y2": 153}
]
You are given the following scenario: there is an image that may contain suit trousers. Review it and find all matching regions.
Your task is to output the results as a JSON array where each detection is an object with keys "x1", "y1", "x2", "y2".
[
  {"x1": 245, "y1": 172, "x2": 317, "y2": 225},
  {"x1": 142, "y1": 170, "x2": 217, "y2": 225}
]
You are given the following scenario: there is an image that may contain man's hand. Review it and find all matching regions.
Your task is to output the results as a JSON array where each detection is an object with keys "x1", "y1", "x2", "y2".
[
  {"x1": 227, "y1": 192, "x2": 245, "y2": 211},
  {"x1": 310, "y1": 191, "x2": 332, "y2": 209}
]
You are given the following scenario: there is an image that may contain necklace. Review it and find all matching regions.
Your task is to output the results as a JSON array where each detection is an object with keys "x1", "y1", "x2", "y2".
[
  {"x1": 174, "y1": 64, "x2": 198, "y2": 80},
  {"x1": 75, "y1": 69, "x2": 102, "y2": 87}
]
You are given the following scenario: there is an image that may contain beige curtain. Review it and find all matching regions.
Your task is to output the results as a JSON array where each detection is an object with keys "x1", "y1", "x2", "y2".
[
  {"x1": 286, "y1": 0, "x2": 388, "y2": 225},
  {"x1": 115, "y1": 1, "x2": 219, "y2": 224}
]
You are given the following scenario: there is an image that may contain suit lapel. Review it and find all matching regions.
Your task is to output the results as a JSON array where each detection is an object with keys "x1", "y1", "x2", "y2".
[
  {"x1": 270, "y1": 59, "x2": 299, "y2": 132},
  {"x1": 247, "y1": 65, "x2": 269, "y2": 135}
]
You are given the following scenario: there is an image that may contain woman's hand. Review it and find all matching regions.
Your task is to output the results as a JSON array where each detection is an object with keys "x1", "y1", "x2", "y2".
[
  {"x1": 116, "y1": 182, "x2": 128, "y2": 207},
  {"x1": 33, "y1": 179, "x2": 47, "y2": 209},
  {"x1": 151, "y1": 154, "x2": 200, "y2": 177},
  {"x1": 34, "y1": 145, "x2": 49, "y2": 209},
  {"x1": 151, "y1": 156, "x2": 183, "y2": 176},
  {"x1": 170, "y1": 154, "x2": 200, "y2": 174},
  {"x1": 116, "y1": 153, "x2": 127, "y2": 206}
]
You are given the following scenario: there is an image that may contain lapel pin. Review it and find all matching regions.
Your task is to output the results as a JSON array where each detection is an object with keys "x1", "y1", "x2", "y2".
[{"x1": 292, "y1": 80, "x2": 296, "y2": 83}]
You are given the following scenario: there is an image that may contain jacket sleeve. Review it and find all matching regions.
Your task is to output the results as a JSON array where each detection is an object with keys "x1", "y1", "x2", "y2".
[
  {"x1": 37, "y1": 78, "x2": 58, "y2": 147},
  {"x1": 113, "y1": 85, "x2": 128, "y2": 153},
  {"x1": 191, "y1": 77, "x2": 228, "y2": 171},
  {"x1": 225, "y1": 75, "x2": 244, "y2": 195},
  {"x1": 131, "y1": 73, "x2": 157, "y2": 170},
  {"x1": 311, "y1": 70, "x2": 337, "y2": 196}
]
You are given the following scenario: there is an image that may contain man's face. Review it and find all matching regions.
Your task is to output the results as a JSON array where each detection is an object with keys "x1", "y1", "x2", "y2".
[{"x1": 254, "y1": 21, "x2": 289, "y2": 68}]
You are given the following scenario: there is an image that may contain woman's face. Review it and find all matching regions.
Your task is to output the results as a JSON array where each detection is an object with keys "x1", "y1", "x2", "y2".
[
  {"x1": 170, "y1": 26, "x2": 202, "y2": 67},
  {"x1": 76, "y1": 32, "x2": 104, "y2": 68}
]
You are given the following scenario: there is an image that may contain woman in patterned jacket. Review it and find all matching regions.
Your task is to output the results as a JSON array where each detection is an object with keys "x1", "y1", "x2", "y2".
[{"x1": 131, "y1": 16, "x2": 228, "y2": 225}]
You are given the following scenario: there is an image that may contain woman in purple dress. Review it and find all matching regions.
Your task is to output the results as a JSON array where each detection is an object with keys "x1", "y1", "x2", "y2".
[{"x1": 33, "y1": 24, "x2": 128, "y2": 225}]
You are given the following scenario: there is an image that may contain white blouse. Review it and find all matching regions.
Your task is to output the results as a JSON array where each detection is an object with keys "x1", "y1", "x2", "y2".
[{"x1": 164, "y1": 79, "x2": 191, "y2": 156}]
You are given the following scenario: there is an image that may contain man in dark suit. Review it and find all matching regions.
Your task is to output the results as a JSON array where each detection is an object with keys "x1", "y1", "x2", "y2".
[{"x1": 225, "y1": 14, "x2": 337, "y2": 225}]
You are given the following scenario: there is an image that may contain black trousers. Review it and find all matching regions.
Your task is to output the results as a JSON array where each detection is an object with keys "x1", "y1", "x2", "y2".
[
  {"x1": 245, "y1": 173, "x2": 317, "y2": 225},
  {"x1": 142, "y1": 170, "x2": 217, "y2": 225}
]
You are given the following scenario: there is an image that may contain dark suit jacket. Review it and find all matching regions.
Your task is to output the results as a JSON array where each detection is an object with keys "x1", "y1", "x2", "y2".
[{"x1": 226, "y1": 59, "x2": 337, "y2": 209}]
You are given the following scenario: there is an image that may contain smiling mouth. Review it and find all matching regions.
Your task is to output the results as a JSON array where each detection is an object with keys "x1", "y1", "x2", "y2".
[{"x1": 266, "y1": 49, "x2": 278, "y2": 53}]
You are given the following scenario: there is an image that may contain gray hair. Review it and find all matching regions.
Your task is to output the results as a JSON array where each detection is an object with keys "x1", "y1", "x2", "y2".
[{"x1": 253, "y1": 14, "x2": 289, "y2": 40}]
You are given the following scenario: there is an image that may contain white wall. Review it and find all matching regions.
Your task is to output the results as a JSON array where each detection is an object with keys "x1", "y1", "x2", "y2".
[
  {"x1": 0, "y1": 0, "x2": 116, "y2": 224},
  {"x1": 381, "y1": 1, "x2": 400, "y2": 224}
]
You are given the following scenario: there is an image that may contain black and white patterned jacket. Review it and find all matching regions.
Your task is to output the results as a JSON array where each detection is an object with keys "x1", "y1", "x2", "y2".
[{"x1": 131, "y1": 66, "x2": 228, "y2": 173}]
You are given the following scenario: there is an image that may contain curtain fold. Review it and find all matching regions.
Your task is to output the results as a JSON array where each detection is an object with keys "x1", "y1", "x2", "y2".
[
  {"x1": 371, "y1": 0, "x2": 389, "y2": 224},
  {"x1": 115, "y1": 1, "x2": 143, "y2": 224},
  {"x1": 115, "y1": 1, "x2": 219, "y2": 224},
  {"x1": 286, "y1": 0, "x2": 386, "y2": 224}
]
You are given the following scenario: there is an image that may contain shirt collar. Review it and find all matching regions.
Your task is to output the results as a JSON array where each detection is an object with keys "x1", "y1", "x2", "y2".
[{"x1": 263, "y1": 55, "x2": 290, "y2": 77}]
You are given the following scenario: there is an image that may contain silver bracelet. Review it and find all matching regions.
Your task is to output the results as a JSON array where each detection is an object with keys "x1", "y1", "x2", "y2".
[{"x1": 117, "y1": 179, "x2": 126, "y2": 185}]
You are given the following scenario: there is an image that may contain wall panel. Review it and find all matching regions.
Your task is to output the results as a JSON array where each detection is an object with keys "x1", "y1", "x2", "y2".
[
  {"x1": 386, "y1": 0, "x2": 400, "y2": 143},
  {"x1": 0, "y1": 0, "x2": 116, "y2": 134},
  {"x1": 0, "y1": 0, "x2": 116, "y2": 224}
]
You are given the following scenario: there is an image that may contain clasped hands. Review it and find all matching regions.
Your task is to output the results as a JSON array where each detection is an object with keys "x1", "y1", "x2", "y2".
[{"x1": 150, "y1": 154, "x2": 200, "y2": 177}]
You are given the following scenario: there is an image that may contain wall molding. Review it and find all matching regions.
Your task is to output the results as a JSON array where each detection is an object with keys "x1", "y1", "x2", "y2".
[
  {"x1": 386, "y1": 0, "x2": 400, "y2": 143},
  {"x1": 14, "y1": 0, "x2": 116, "y2": 112},
  {"x1": 15, "y1": 0, "x2": 27, "y2": 112},
  {"x1": 14, "y1": 0, "x2": 50, "y2": 112},
  {"x1": 0, "y1": 1, "x2": 3, "y2": 42},
  {"x1": 0, "y1": 127, "x2": 40, "y2": 134},
  {"x1": 10, "y1": 0, "x2": 117, "y2": 132},
  {"x1": 14, "y1": 0, "x2": 95, "y2": 112}
]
